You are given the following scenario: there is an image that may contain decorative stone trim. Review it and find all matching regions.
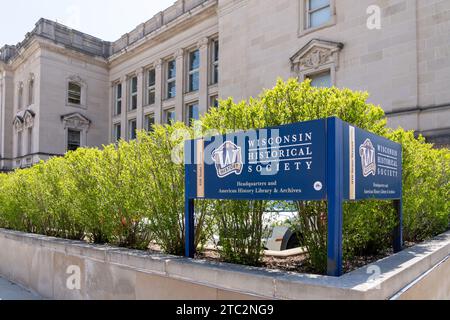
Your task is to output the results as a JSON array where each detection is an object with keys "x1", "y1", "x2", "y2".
[
  {"x1": 61, "y1": 112, "x2": 91, "y2": 131},
  {"x1": 291, "y1": 39, "x2": 343, "y2": 84},
  {"x1": 61, "y1": 112, "x2": 91, "y2": 150}
]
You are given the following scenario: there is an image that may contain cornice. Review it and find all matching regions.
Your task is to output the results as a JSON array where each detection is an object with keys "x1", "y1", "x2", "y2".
[
  {"x1": 37, "y1": 38, "x2": 109, "y2": 69},
  {"x1": 6, "y1": 37, "x2": 108, "y2": 71},
  {"x1": 108, "y1": 1, "x2": 218, "y2": 68}
]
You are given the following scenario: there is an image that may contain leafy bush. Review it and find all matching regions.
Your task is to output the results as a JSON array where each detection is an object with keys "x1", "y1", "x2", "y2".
[
  {"x1": 388, "y1": 130, "x2": 450, "y2": 242},
  {"x1": 0, "y1": 125, "x2": 211, "y2": 255},
  {"x1": 202, "y1": 79, "x2": 449, "y2": 273},
  {"x1": 0, "y1": 78, "x2": 448, "y2": 275},
  {"x1": 209, "y1": 200, "x2": 267, "y2": 266}
]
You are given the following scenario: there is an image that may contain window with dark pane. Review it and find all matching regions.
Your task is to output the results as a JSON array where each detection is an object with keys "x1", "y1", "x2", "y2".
[
  {"x1": 67, "y1": 129, "x2": 81, "y2": 151},
  {"x1": 128, "y1": 119, "x2": 137, "y2": 140},
  {"x1": 115, "y1": 83, "x2": 122, "y2": 115},
  {"x1": 68, "y1": 82, "x2": 81, "y2": 105},
  {"x1": 167, "y1": 60, "x2": 176, "y2": 99},
  {"x1": 211, "y1": 39, "x2": 219, "y2": 84},
  {"x1": 147, "y1": 69, "x2": 156, "y2": 105},
  {"x1": 188, "y1": 50, "x2": 200, "y2": 92},
  {"x1": 186, "y1": 102, "x2": 199, "y2": 125},
  {"x1": 130, "y1": 76, "x2": 138, "y2": 110},
  {"x1": 145, "y1": 113, "x2": 155, "y2": 132}
]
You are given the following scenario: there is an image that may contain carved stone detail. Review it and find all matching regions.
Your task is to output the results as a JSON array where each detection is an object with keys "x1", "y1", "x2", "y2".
[
  {"x1": 13, "y1": 117, "x2": 24, "y2": 131},
  {"x1": 67, "y1": 74, "x2": 85, "y2": 85},
  {"x1": 291, "y1": 39, "x2": 344, "y2": 73},
  {"x1": 198, "y1": 37, "x2": 209, "y2": 49},
  {"x1": 61, "y1": 113, "x2": 91, "y2": 131},
  {"x1": 23, "y1": 110, "x2": 35, "y2": 128},
  {"x1": 175, "y1": 48, "x2": 184, "y2": 59},
  {"x1": 298, "y1": 47, "x2": 333, "y2": 69},
  {"x1": 14, "y1": 109, "x2": 35, "y2": 131}
]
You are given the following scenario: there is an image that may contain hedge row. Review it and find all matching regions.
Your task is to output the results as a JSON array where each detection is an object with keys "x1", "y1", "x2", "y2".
[{"x1": 0, "y1": 79, "x2": 448, "y2": 273}]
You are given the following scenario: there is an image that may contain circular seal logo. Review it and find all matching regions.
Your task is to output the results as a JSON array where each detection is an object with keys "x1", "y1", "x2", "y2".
[{"x1": 314, "y1": 181, "x2": 323, "y2": 191}]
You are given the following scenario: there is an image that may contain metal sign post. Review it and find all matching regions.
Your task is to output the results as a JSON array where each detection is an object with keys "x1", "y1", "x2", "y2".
[{"x1": 184, "y1": 117, "x2": 403, "y2": 276}]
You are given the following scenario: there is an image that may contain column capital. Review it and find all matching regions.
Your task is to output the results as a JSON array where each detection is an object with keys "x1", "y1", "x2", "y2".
[
  {"x1": 120, "y1": 76, "x2": 127, "y2": 83},
  {"x1": 175, "y1": 48, "x2": 184, "y2": 59},
  {"x1": 198, "y1": 37, "x2": 209, "y2": 49},
  {"x1": 136, "y1": 67, "x2": 145, "y2": 75},
  {"x1": 155, "y1": 58, "x2": 163, "y2": 69}
]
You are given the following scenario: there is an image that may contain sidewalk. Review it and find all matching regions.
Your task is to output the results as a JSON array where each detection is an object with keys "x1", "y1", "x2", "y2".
[{"x1": 0, "y1": 276, "x2": 41, "y2": 300}]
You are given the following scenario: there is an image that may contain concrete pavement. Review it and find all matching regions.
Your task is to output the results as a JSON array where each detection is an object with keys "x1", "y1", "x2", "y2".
[{"x1": 0, "y1": 276, "x2": 41, "y2": 300}]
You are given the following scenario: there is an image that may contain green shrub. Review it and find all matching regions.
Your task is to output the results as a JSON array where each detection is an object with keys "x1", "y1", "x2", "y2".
[
  {"x1": 0, "y1": 124, "x2": 212, "y2": 254},
  {"x1": 201, "y1": 100, "x2": 270, "y2": 266},
  {"x1": 64, "y1": 148, "x2": 111, "y2": 243},
  {"x1": 388, "y1": 130, "x2": 450, "y2": 242},
  {"x1": 210, "y1": 200, "x2": 266, "y2": 266},
  {"x1": 202, "y1": 78, "x2": 449, "y2": 273},
  {"x1": 0, "y1": 78, "x2": 448, "y2": 276}
]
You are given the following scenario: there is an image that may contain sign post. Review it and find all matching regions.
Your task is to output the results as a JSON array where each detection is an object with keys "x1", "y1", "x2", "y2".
[
  {"x1": 184, "y1": 117, "x2": 403, "y2": 276},
  {"x1": 326, "y1": 117, "x2": 344, "y2": 277}
]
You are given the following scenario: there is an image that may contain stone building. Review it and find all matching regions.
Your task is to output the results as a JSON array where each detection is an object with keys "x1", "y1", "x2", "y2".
[{"x1": 1, "y1": 0, "x2": 449, "y2": 171}]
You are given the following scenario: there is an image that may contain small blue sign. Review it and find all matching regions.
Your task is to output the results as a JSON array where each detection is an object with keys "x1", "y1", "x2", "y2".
[
  {"x1": 184, "y1": 117, "x2": 403, "y2": 277},
  {"x1": 343, "y1": 122, "x2": 402, "y2": 200}
]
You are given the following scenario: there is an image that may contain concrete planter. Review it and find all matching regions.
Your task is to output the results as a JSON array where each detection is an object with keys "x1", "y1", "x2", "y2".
[{"x1": 0, "y1": 228, "x2": 448, "y2": 300}]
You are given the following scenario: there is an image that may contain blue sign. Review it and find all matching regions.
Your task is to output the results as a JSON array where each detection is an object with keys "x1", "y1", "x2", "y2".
[
  {"x1": 185, "y1": 119, "x2": 328, "y2": 201},
  {"x1": 184, "y1": 117, "x2": 403, "y2": 277},
  {"x1": 343, "y1": 123, "x2": 402, "y2": 200}
]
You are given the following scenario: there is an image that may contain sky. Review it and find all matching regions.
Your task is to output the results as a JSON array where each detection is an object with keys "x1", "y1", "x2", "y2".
[{"x1": 0, "y1": 0, "x2": 176, "y2": 45}]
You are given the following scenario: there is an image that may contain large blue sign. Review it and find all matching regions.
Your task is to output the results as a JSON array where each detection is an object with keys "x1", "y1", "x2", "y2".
[
  {"x1": 184, "y1": 117, "x2": 403, "y2": 277},
  {"x1": 185, "y1": 119, "x2": 328, "y2": 201}
]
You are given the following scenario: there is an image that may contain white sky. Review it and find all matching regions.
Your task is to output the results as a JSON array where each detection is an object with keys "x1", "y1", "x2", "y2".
[{"x1": 0, "y1": 0, "x2": 176, "y2": 45}]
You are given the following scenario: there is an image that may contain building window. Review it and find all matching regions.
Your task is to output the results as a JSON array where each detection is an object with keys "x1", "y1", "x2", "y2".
[
  {"x1": 114, "y1": 83, "x2": 122, "y2": 116},
  {"x1": 113, "y1": 123, "x2": 121, "y2": 142},
  {"x1": 166, "y1": 60, "x2": 176, "y2": 99},
  {"x1": 164, "y1": 109, "x2": 176, "y2": 125},
  {"x1": 28, "y1": 127, "x2": 33, "y2": 155},
  {"x1": 67, "y1": 129, "x2": 81, "y2": 151},
  {"x1": 307, "y1": 70, "x2": 332, "y2": 88},
  {"x1": 18, "y1": 83, "x2": 24, "y2": 109},
  {"x1": 145, "y1": 113, "x2": 155, "y2": 132},
  {"x1": 68, "y1": 82, "x2": 82, "y2": 105},
  {"x1": 17, "y1": 131, "x2": 22, "y2": 157},
  {"x1": 188, "y1": 50, "x2": 200, "y2": 92},
  {"x1": 146, "y1": 69, "x2": 156, "y2": 105},
  {"x1": 209, "y1": 95, "x2": 219, "y2": 109},
  {"x1": 211, "y1": 39, "x2": 219, "y2": 85},
  {"x1": 28, "y1": 77, "x2": 34, "y2": 106},
  {"x1": 307, "y1": 0, "x2": 331, "y2": 29},
  {"x1": 185, "y1": 102, "x2": 199, "y2": 126},
  {"x1": 129, "y1": 76, "x2": 138, "y2": 110},
  {"x1": 128, "y1": 119, "x2": 137, "y2": 140}
]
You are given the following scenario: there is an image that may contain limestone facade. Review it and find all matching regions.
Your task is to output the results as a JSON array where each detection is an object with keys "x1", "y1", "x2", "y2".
[{"x1": 0, "y1": 0, "x2": 449, "y2": 170}]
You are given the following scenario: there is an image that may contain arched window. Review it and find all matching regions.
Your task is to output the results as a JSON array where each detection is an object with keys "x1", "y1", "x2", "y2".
[
  {"x1": 68, "y1": 82, "x2": 82, "y2": 105},
  {"x1": 28, "y1": 75, "x2": 35, "y2": 105}
]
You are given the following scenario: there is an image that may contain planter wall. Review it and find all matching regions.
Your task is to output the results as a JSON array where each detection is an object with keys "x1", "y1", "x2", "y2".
[{"x1": 0, "y1": 228, "x2": 448, "y2": 300}]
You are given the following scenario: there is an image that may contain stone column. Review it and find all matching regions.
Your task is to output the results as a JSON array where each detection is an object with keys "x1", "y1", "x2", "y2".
[
  {"x1": 175, "y1": 49, "x2": 185, "y2": 122},
  {"x1": 198, "y1": 37, "x2": 209, "y2": 116},
  {"x1": 136, "y1": 67, "x2": 145, "y2": 130},
  {"x1": 120, "y1": 76, "x2": 127, "y2": 140},
  {"x1": 154, "y1": 59, "x2": 163, "y2": 124}
]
